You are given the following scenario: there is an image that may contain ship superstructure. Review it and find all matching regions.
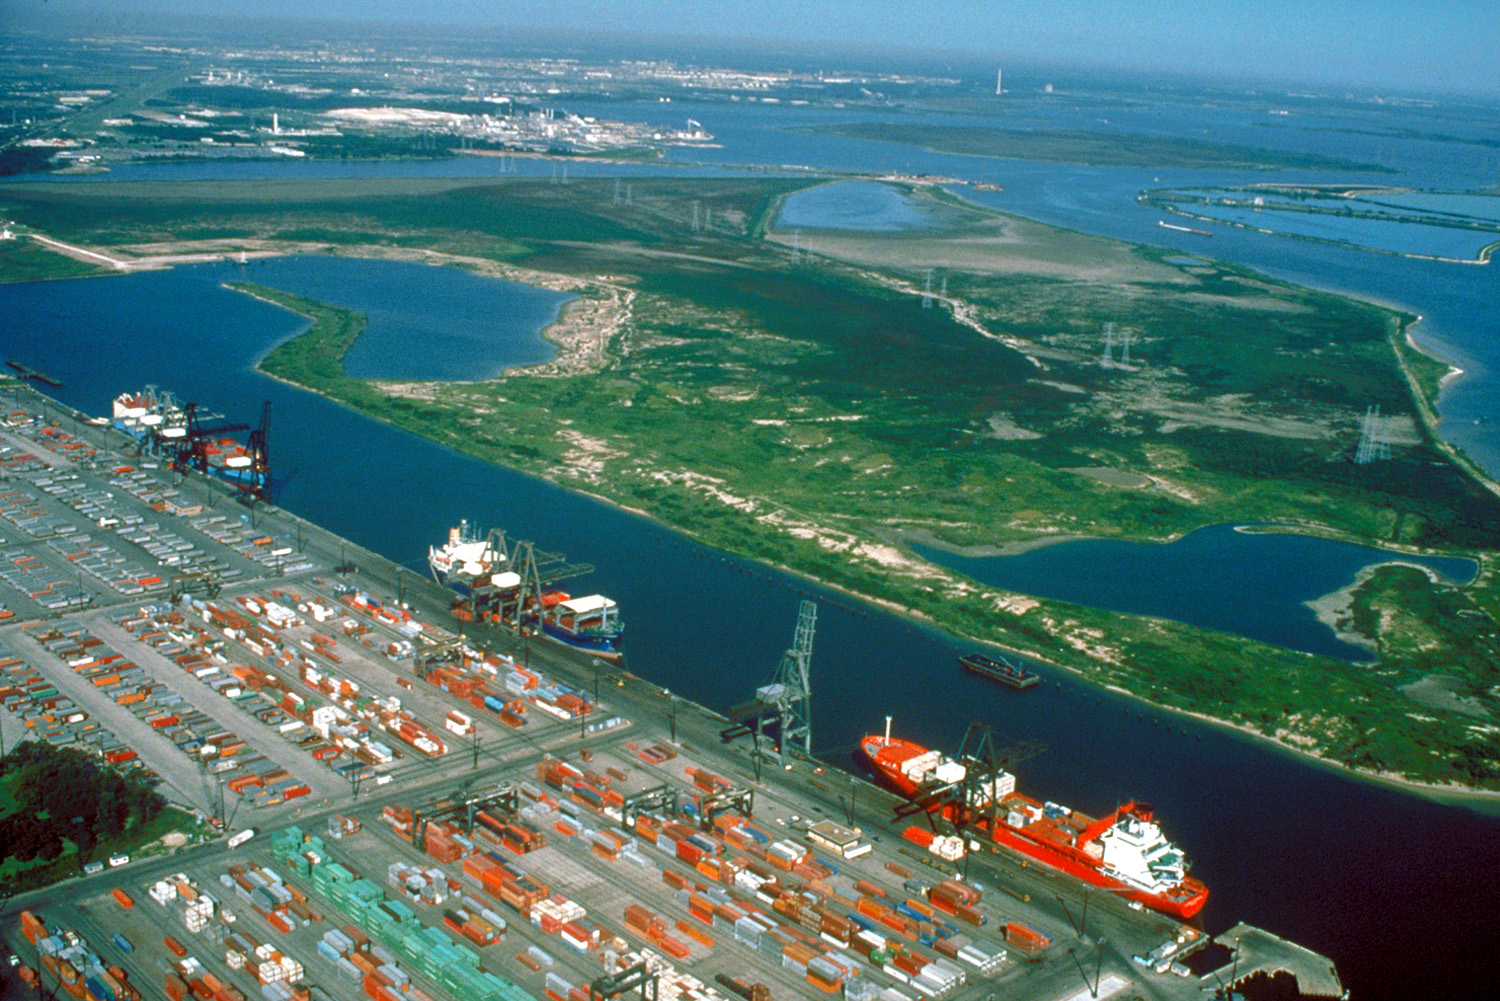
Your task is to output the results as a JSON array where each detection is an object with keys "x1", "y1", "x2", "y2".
[
  {"x1": 429, "y1": 524, "x2": 623, "y2": 662},
  {"x1": 111, "y1": 388, "x2": 270, "y2": 494},
  {"x1": 428, "y1": 520, "x2": 519, "y2": 597},
  {"x1": 862, "y1": 725, "x2": 1207, "y2": 920}
]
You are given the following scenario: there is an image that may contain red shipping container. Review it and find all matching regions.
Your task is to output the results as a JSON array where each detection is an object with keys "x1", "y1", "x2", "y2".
[
  {"x1": 675, "y1": 920, "x2": 713, "y2": 948},
  {"x1": 955, "y1": 903, "x2": 985, "y2": 927},
  {"x1": 902, "y1": 826, "x2": 935, "y2": 848},
  {"x1": 658, "y1": 936, "x2": 691, "y2": 960},
  {"x1": 1004, "y1": 921, "x2": 1049, "y2": 951}
]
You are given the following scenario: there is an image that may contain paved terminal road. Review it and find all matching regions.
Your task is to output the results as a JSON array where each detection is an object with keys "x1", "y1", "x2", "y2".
[{"x1": 0, "y1": 384, "x2": 1340, "y2": 1001}]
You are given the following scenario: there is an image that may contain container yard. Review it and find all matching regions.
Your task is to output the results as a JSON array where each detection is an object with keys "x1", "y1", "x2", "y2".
[{"x1": 0, "y1": 381, "x2": 1345, "y2": 1001}]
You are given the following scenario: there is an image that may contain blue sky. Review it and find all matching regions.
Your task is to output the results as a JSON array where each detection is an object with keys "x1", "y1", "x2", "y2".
[{"x1": 9, "y1": 0, "x2": 1499, "y2": 97}]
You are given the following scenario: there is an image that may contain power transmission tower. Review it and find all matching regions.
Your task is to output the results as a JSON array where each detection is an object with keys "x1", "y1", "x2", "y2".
[{"x1": 1355, "y1": 405, "x2": 1390, "y2": 464}]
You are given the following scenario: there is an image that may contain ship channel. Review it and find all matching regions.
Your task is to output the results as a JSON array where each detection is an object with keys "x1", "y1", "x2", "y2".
[{"x1": 3, "y1": 249, "x2": 1499, "y2": 1001}]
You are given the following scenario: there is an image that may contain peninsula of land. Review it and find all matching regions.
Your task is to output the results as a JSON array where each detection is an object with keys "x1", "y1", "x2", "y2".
[{"x1": 3, "y1": 174, "x2": 1498, "y2": 795}]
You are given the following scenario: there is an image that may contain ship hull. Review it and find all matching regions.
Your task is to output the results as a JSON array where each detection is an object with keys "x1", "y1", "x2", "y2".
[
  {"x1": 960, "y1": 653, "x2": 1039, "y2": 689},
  {"x1": 540, "y1": 620, "x2": 624, "y2": 662},
  {"x1": 982, "y1": 822, "x2": 1206, "y2": 920},
  {"x1": 861, "y1": 735, "x2": 1206, "y2": 921},
  {"x1": 208, "y1": 465, "x2": 268, "y2": 490},
  {"x1": 430, "y1": 568, "x2": 474, "y2": 598}
]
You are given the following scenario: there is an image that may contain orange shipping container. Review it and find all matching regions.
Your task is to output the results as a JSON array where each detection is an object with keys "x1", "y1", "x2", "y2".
[
  {"x1": 676, "y1": 920, "x2": 714, "y2": 948},
  {"x1": 1004, "y1": 921, "x2": 1049, "y2": 952}
]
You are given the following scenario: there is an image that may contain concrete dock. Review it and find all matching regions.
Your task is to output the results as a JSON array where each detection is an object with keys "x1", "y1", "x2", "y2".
[{"x1": 0, "y1": 379, "x2": 1346, "y2": 1001}]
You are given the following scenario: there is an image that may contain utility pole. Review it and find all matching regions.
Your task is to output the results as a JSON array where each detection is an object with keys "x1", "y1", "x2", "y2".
[
  {"x1": 1056, "y1": 889, "x2": 1091, "y2": 937},
  {"x1": 1066, "y1": 939, "x2": 1107, "y2": 999}
]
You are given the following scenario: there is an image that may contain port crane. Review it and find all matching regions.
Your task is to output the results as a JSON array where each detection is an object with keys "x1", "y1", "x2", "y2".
[
  {"x1": 409, "y1": 781, "x2": 521, "y2": 848},
  {"x1": 719, "y1": 600, "x2": 816, "y2": 770},
  {"x1": 589, "y1": 962, "x2": 659, "y2": 1001},
  {"x1": 894, "y1": 723, "x2": 1045, "y2": 832},
  {"x1": 451, "y1": 527, "x2": 596, "y2": 633},
  {"x1": 145, "y1": 397, "x2": 272, "y2": 497},
  {"x1": 164, "y1": 401, "x2": 249, "y2": 471},
  {"x1": 169, "y1": 568, "x2": 222, "y2": 600},
  {"x1": 246, "y1": 400, "x2": 271, "y2": 487},
  {"x1": 619, "y1": 780, "x2": 755, "y2": 834}
]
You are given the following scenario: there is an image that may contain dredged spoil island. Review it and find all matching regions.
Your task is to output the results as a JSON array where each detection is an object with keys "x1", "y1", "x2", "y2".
[{"x1": 5, "y1": 173, "x2": 1500, "y2": 793}]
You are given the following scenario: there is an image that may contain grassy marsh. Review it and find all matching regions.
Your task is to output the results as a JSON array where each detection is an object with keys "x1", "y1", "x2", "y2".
[{"x1": 6, "y1": 174, "x2": 1500, "y2": 789}]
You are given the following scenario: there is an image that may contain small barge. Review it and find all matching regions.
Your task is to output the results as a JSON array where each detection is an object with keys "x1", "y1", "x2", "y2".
[{"x1": 960, "y1": 651, "x2": 1040, "y2": 689}]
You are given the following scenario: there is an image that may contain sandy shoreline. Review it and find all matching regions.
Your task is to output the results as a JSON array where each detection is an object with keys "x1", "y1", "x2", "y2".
[
  {"x1": 27, "y1": 228, "x2": 1500, "y2": 804},
  {"x1": 879, "y1": 525, "x2": 1090, "y2": 558},
  {"x1": 235, "y1": 258, "x2": 1500, "y2": 805}
]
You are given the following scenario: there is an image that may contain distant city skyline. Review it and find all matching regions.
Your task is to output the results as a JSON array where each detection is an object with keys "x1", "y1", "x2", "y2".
[{"x1": 6, "y1": 0, "x2": 1498, "y2": 99}]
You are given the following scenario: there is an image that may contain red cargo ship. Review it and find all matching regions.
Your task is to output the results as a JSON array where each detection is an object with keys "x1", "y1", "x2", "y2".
[{"x1": 862, "y1": 723, "x2": 1208, "y2": 921}]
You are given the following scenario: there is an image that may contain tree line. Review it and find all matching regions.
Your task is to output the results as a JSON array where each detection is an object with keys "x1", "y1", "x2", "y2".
[{"x1": 0, "y1": 741, "x2": 165, "y2": 865}]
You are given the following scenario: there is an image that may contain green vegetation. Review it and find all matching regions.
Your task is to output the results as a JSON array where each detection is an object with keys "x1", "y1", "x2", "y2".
[
  {"x1": 8, "y1": 174, "x2": 1500, "y2": 789},
  {"x1": 0, "y1": 237, "x2": 113, "y2": 283},
  {"x1": 0, "y1": 741, "x2": 187, "y2": 892},
  {"x1": 805, "y1": 123, "x2": 1396, "y2": 172},
  {"x1": 233, "y1": 283, "x2": 381, "y2": 407},
  {"x1": 0, "y1": 147, "x2": 56, "y2": 178}
]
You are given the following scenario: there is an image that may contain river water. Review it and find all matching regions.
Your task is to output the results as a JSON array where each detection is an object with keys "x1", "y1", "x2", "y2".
[
  {"x1": 909, "y1": 526, "x2": 1476, "y2": 663},
  {"x1": 7, "y1": 73, "x2": 1500, "y2": 1000}
]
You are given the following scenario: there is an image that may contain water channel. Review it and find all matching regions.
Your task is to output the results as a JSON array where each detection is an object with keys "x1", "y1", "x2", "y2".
[{"x1": 7, "y1": 78, "x2": 1500, "y2": 999}]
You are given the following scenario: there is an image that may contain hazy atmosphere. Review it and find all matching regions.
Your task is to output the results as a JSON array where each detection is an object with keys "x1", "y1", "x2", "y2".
[
  {"x1": 3, "y1": 4, "x2": 1500, "y2": 1001},
  {"x1": 6, "y1": 0, "x2": 1499, "y2": 96}
]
